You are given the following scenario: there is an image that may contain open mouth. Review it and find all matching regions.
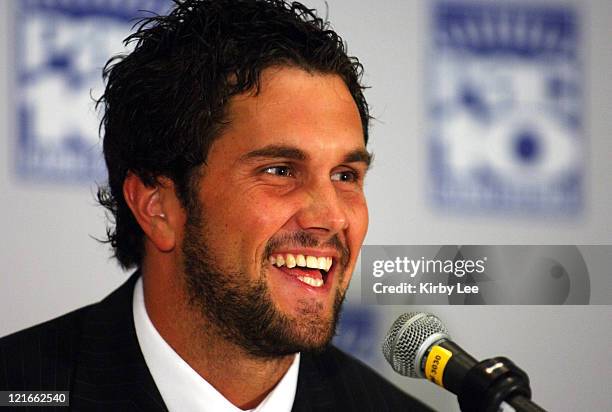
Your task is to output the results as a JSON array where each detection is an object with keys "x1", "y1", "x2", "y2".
[{"x1": 269, "y1": 253, "x2": 333, "y2": 288}]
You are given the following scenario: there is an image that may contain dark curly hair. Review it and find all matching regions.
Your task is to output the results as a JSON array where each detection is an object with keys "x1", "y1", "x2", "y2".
[{"x1": 97, "y1": 0, "x2": 370, "y2": 269}]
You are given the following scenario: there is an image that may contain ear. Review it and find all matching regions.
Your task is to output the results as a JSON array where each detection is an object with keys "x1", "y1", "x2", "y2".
[{"x1": 123, "y1": 173, "x2": 183, "y2": 253}]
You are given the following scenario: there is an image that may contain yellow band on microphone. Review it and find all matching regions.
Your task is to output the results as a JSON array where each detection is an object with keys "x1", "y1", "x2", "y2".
[{"x1": 425, "y1": 345, "x2": 453, "y2": 387}]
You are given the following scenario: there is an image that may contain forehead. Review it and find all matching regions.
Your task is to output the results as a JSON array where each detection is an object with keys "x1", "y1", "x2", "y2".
[{"x1": 212, "y1": 66, "x2": 365, "y2": 159}]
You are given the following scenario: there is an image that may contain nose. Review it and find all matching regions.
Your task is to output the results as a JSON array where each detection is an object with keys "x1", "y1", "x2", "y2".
[{"x1": 295, "y1": 177, "x2": 348, "y2": 236}]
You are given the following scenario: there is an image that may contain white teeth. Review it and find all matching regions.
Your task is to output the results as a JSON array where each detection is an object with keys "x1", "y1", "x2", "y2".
[
  {"x1": 296, "y1": 254, "x2": 306, "y2": 266},
  {"x1": 297, "y1": 276, "x2": 324, "y2": 288},
  {"x1": 276, "y1": 255, "x2": 285, "y2": 267},
  {"x1": 306, "y1": 256, "x2": 319, "y2": 269},
  {"x1": 286, "y1": 254, "x2": 296, "y2": 268},
  {"x1": 270, "y1": 253, "x2": 334, "y2": 273}
]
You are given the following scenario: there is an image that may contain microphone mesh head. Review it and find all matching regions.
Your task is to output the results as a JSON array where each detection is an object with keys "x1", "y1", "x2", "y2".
[{"x1": 382, "y1": 312, "x2": 449, "y2": 378}]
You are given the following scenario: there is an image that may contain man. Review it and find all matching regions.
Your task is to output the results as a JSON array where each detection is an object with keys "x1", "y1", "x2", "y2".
[{"x1": 1, "y1": 0, "x2": 432, "y2": 410}]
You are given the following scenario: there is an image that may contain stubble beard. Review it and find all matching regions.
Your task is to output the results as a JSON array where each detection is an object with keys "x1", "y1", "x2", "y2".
[{"x1": 181, "y1": 203, "x2": 350, "y2": 358}]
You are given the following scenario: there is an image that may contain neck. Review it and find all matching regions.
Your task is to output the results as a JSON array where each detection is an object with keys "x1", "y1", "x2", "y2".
[{"x1": 141, "y1": 261, "x2": 295, "y2": 409}]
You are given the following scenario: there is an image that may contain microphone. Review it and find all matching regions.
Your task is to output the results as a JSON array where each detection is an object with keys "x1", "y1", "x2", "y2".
[{"x1": 382, "y1": 313, "x2": 547, "y2": 412}]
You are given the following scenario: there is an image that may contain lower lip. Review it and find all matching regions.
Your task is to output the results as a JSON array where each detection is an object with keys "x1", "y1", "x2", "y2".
[{"x1": 269, "y1": 264, "x2": 335, "y2": 294}]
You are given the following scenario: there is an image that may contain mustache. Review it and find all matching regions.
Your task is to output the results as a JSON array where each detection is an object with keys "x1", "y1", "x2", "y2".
[{"x1": 264, "y1": 232, "x2": 350, "y2": 268}]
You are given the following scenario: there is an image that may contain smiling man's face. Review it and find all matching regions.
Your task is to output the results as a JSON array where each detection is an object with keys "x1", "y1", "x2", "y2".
[{"x1": 180, "y1": 66, "x2": 369, "y2": 356}]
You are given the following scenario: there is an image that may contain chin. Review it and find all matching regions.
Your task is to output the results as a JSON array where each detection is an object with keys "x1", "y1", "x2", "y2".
[{"x1": 278, "y1": 297, "x2": 343, "y2": 352}]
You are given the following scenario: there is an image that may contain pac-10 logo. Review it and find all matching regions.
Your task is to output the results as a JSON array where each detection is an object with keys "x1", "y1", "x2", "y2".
[
  {"x1": 14, "y1": 0, "x2": 167, "y2": 183},
  {"x1": 428, "y1": 2, "x2": 583, "y2": 215}
]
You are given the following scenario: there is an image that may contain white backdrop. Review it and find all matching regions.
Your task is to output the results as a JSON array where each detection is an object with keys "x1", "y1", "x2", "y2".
[{"x1": 1, "y1": 1, "x2": 611, "y2": 411}]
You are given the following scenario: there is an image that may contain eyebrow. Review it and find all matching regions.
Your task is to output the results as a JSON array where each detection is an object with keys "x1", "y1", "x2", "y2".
[
  {"x1": 240, "y1": 145, "x2": 306, "y2": 162},
  {"x1": 344, "y1": 148, "x2": 373, "y2": 168},
  {"x1": 240, "y1": 144, "x2": 373, "y2": 168}
]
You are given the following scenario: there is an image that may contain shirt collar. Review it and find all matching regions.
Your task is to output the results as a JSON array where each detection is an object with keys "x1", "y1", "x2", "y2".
[{"x1": 132, "y1": 276, "x2": 300, "y2": 412}]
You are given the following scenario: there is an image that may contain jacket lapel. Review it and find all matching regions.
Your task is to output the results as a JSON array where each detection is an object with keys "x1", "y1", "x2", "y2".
[{"x1": 292, "y1": 351, "x2": 337, "y2": 412}]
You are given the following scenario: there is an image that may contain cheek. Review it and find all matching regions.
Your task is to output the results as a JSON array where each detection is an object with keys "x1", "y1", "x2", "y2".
[
  {"x1": 346, "y1": 195, "x2": 369, "y2": 244},
  {"x1": 244, "y1": 196, "x2": 296, "y2": 229},
  {"x1": 228, "y1": 193, "x2": 301, "y2": 257},
  {"x1": 341, "y1": 198, "x2": 368, "y2": 281},
  {"x1": 345, "y1": 199, "x2": 368, "y2": 277}
]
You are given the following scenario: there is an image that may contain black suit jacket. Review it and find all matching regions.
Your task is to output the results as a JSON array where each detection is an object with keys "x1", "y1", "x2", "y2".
[{"x1": 0, "y1": 274, "x2": 433, "y2": 411}]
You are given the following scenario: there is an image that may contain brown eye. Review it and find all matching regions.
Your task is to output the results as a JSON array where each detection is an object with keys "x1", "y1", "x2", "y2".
[
  {"x1": 263, "y1": 166, "x2": 293, "y2": 177},
  {"x1": 331, "y1": 170, "x2": 359, "y2": 182}
]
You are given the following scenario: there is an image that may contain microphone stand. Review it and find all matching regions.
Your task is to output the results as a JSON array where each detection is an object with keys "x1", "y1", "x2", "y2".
[{"x1": 457, "y1": 357, "x2": 547, "y2": 412}]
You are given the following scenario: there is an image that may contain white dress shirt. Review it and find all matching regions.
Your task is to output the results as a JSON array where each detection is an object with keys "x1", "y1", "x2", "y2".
[{"x1": 132, "y1": 276, "x2": 300, "y2": 412}]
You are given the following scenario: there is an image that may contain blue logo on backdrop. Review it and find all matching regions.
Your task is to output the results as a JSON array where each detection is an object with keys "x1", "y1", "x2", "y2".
[
  {"x1": 15, "y1": 0, "x2": 167, "y2": 183},
  {"x1": 428, "y1": 2, "x2": 583, "y2": 214}
]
